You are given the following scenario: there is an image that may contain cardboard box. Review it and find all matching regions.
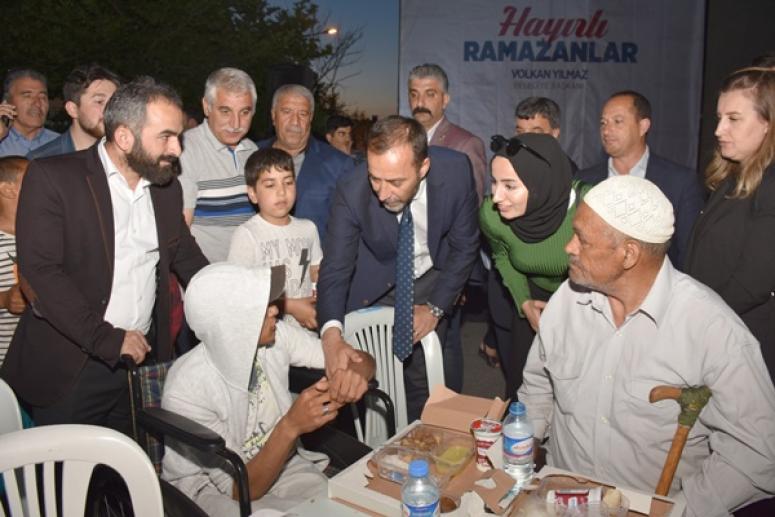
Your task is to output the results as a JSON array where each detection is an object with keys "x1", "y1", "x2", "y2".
[{"x1": 329, "y1": 386, "x2": 512, "y2": 515}]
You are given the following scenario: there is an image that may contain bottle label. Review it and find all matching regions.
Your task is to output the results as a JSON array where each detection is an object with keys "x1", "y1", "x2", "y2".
[
  {"x1": 402, "y1": 500, "x2": 440, "y2": 516},
  {"x1": 503, "y1": 433, "x2": 533, "y2": 462}
]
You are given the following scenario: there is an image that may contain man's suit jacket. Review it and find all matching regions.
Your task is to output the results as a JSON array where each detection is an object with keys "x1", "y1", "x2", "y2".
[
  {"x1": 256, "y1": 136, "x2": 354, "y2": 243},
  {"x1": 430, "y1": 117, "x2": 487, "y2": 202},
  {"x1": 317, "y1": 146, "x2": 480, "y2": 325},
  {"x1": 0, "y1": 145, "x2": 208, "y2": 407},
  {"x1": 576, "y1": 152, "x2": 705, "y2": 269}
]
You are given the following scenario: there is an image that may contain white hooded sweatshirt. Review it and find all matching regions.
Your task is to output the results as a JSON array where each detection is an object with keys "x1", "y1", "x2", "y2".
[{"x1": 161, "y1": 263, "x2": 327, "y2": 515}]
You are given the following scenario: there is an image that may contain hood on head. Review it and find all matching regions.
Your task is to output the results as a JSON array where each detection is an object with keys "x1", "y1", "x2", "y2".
[{"x1": 184, "y1": 263, "x2": 285, "y2": 391}]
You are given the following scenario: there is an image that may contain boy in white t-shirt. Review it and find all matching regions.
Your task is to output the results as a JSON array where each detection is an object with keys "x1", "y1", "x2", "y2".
[{"x1": 228, "y1": 148, "x2": 321, "y2": 330}]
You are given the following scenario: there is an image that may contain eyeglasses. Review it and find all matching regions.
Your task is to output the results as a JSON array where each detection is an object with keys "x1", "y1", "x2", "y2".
[{"x1": 490, "y1": 135, "x2": 550, "y2": 166}]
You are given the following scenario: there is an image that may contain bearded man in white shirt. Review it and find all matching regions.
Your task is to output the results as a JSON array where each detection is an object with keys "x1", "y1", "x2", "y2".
[{"x1": 1, "y1": 77, "x2": 209, "y2": 433}]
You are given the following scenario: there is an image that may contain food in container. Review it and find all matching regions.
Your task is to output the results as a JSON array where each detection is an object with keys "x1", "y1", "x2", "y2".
[{"x1": 372, "y1": 424, "x2": 474, "y2": 487}]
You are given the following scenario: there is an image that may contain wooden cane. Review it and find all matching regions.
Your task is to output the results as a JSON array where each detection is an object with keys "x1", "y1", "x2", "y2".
[{"x1": 649, "y1": 385, "x2": 711, "y2": 496}]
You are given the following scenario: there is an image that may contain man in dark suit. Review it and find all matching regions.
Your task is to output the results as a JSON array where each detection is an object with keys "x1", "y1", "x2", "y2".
[
  {"x1": 256, "y1": 84, "x2": 354, "y2": 244},
  {"x1": 576, "y1": 91, "x2": 704, "y2": 269},
  {"x1": 317, "y1": 116, "x2": 480, "y2": 421},
  {"x1": 0, "y1": 77, "x2": 208, "y2": 432}
]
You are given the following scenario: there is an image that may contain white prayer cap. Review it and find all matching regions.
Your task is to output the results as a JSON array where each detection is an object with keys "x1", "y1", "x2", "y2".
[{"x1": 583, "y1": 175, "x2": 674, "y2": 243}]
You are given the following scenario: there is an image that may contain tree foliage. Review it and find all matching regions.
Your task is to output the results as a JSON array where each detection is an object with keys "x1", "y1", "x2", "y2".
[{"x1": 1, "y1": 0, "x2": 360, "y2": 137}]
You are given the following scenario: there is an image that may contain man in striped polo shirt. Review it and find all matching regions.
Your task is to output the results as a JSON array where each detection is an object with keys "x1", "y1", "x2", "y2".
[{"x1": 180, "y1": 68, "x2": 258, "y2": 262}]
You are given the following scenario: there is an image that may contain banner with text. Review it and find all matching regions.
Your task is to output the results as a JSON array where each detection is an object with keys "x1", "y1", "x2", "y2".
[{"x1": 399, "y1": 0, "x2": 706, "y2": 170}]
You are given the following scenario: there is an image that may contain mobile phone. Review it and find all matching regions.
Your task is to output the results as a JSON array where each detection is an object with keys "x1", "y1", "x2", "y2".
[{"x1": 1, "y1": 115, "x2": 10, "y2": 128}]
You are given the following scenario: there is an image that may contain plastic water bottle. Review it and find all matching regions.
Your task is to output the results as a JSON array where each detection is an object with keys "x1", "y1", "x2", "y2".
[
  {"x1": 401, "y1": 459, "x2": 440, "y2": 516},
  {"x1": 502, "y1": 401, "x2": 534, "y2": 489}
]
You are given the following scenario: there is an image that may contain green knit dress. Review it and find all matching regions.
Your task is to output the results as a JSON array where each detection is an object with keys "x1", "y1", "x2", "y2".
[{"x1": 479, "y1": 180, "x2": 590, "y2": 316}]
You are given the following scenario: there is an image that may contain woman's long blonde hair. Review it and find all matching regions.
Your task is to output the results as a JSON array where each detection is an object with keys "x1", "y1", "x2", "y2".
[{"x1": 706, "y1": 67, "x2": 775, "y2": 198}]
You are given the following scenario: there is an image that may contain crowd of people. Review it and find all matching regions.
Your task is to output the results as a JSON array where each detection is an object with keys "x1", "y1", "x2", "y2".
[{"x1": 0, "y1": 57, "x2": 773, "y2": 516}]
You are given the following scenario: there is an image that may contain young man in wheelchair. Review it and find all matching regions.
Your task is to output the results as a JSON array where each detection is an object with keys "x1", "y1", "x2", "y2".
[{"x1": 161, "y1": 263, "x2": 375, "y2": 515}]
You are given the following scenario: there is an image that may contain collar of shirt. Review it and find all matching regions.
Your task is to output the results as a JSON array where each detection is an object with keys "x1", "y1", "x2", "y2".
[
  {"x1": 607, "y1": 146, "x2": 650, "y2": 178},
  {"x1": 397, "y1": 177, "x2": 427, "y2": 222},
  {"x1": 292, "y1": 150, "x2": 306, "y2": 177},
  {"x1": 201, "y1": 120, "x2": 252, "y2": 154},
  {"x1": 97, "y1": 138, "x2": 151, "y2": 192},
  {"x1": 7, "y1": 127, "x2": 26, "y2": 143},
  {"x1": 426, "y1": 117, "x2": 444, "y2": 142},
  {"x1": 578, "y1": 256, "x2": 671, "y2": 328},
  {"x1": 9, "y1": 126, "x2": 50, "y2": 145}
]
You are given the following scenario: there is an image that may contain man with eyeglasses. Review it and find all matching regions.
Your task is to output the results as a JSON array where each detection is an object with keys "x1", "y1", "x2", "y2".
[
  {"x1": 317, "y1": 116, "x2": 479, "y2": 421},
  {"x1": 576, "y1": 90, "x2": 704, "y2": 269},
  {"x1": 0, "y1": 69, "x2": 59, "y2": 157}
]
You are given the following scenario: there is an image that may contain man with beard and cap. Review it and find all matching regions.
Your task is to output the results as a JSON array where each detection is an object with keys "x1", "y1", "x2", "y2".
[
  {"x1": 0, "y1": 69, "x2": 59, "y2": 157},
  {"x1": 162, "y1": 263, "x2": 375, "y2": 515},
  {"x1": 519, "y1": 175, "x2": 775, "y2": 516},
  {"x1": 479, "y1": 133, "x2": 591, "y2": 399},
  {"x1": 0, "y1": 77, "x2": 209, "y2": 432},
  {"x1": 28, "y1": 64, "x2": 121, "y2": 159}
]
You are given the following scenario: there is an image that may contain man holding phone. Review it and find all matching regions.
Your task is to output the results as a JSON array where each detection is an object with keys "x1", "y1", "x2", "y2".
[{"x1": 0, "y1": 69, "x2": 59, "y2": 157}]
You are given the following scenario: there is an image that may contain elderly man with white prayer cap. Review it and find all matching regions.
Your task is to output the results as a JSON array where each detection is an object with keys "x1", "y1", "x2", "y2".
[{"x1": 519, "y1": 175, "x2": 775, "y2": 517}]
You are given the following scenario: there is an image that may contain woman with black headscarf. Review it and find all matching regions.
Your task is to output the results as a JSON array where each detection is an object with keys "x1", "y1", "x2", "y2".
[{"x1": 480, "y1": 132, "x2": 589, "y2": 399}]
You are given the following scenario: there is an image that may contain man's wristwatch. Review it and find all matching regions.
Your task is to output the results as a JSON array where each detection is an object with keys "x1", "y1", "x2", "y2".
[{"x1": 426, "y1": 302, "x2": 445, "y2": 319}]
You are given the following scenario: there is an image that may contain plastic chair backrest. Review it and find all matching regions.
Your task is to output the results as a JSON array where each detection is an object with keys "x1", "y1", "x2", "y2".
[
  {"x1": 0, "y1": 424, "x2": 164, "y2": 517},
  {"x1": 0, "y1": 378, "x2": 22, "y2": 435},
  {"x1": 343, "y1": 306, "x2": 445, "y2": 447}
]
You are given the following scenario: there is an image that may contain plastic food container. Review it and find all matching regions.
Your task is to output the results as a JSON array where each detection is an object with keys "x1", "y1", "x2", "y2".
[{"x1": 372, "y1": 424, "x2": 474, "y2": 487}]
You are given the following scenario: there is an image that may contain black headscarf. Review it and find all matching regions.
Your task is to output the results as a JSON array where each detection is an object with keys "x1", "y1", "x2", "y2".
[{"x1": 492, "y1": 133, "x2": 573, "y2": 243}]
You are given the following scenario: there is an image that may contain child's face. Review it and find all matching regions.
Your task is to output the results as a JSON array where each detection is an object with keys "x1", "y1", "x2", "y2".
[
  {"x1": 2, "y1": 170, "x2": 25, "y2": 208},
  {"x1": 257, "y1": 303, "x2": 280, "y2": 345},
  {"x1": 247, "y1": 166, "x2": 296, "y2": 225}
]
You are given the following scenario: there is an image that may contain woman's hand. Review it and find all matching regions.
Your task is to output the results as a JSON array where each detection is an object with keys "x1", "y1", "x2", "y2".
[{"x1": 522, "y1": 299, "x2": 547, "y2": 332}]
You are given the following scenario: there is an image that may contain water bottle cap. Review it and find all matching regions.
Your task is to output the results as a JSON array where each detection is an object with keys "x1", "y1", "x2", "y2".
[
  {"x1": 509, "y1": 401, "x2": 526, "y2": 416},
  {"x1": 408, "y1": 459, "x2": 429, "y2": 477}
]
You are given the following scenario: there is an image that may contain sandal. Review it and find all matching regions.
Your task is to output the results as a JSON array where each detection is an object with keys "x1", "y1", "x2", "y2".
[{"x1": 478, "y1": 342, "x2": 501, "y2": 369}]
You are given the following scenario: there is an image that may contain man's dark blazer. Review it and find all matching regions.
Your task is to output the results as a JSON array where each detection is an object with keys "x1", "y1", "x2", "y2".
[
  {"x1": 0, "y1": 145, "x2": 208, "y2": 407},
  {"x1": 576, "y1": 152, "x2": 705, "y2": 269},
  {"x1": 256, "y1": 136, "x2": 354, "y2": 244},
  {"x1": 317, "y1": 146, "x2": 480, "y2": 325}
]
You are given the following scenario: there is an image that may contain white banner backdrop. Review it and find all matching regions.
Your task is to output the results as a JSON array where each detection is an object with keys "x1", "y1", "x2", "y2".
[{"x1": 399, "y1": 0, "x2": 706, "y2": 170}]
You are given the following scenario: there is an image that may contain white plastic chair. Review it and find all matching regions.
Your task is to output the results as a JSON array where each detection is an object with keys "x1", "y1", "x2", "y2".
[
  {"x1": 0, "y1": 378, "x2": 22, "y2": 435},
  {"x1": 344, "y1": 306, "x2": 445, "y2": 447},
  {"x1": 0, "y1": 424, "x2": 164, "y2": 517}
]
